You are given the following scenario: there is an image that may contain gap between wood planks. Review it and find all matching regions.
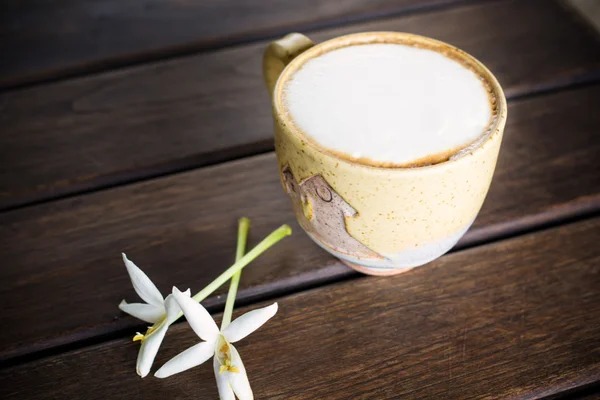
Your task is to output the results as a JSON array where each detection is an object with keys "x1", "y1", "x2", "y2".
[{"x1": 542, "y1": 380, "x2": 600, "y2": 400}]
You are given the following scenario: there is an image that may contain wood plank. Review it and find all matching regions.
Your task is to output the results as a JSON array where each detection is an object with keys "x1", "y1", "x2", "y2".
[
  {"x1": 2, "y1": 217, "x2": 599, "y2": 399},
  {"x1": 1, "y1": 84, "x2": 599, "y2": 363},
  {"x1": 2, "y1": 0, "x2": 600, "y2": 210},
  {"x1": 0, "y1": 0, "x2": 471, "y2": 89}
]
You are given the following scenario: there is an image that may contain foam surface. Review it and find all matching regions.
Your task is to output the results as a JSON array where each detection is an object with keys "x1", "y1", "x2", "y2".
[{"x1": 283, "y1": 43, "x2": 492, "y2": 165}]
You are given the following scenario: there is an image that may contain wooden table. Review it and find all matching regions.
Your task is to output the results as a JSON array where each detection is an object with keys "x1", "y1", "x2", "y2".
[{"x1": 1, "y1": 0, "x2": 600, "y2": 398}]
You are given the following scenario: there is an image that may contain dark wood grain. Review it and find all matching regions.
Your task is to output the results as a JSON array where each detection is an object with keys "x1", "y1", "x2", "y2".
[
  {"x1": 2, "y1": 0, "x2": 600, "y2": 210},
  {"x1": 1, "y1": 85, "x2": 599, "y2": 363},
  {"x1": 2, "y1": 217, "x2": 599, "y2": 399},
  {"x1": 0, "y1": 0, "x2": 471, "y2": 89}
]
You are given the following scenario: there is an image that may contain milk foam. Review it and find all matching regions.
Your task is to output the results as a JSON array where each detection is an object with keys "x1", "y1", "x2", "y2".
[{"x1": 283, "y1": 43, "x2": 492, "y2": 166}]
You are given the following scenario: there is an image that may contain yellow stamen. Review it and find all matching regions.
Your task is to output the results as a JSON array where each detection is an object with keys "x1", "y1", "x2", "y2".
[
  {"x1": 219, "y1": 359, "x2": 240, "y2": 374},
  {"x1": 219, "y1": 365, "x2": 240, "y2": 373},
  {"x1": 216, "y1": 336, "x2": 239, "y2": 374},
  {"x1": 132, "y1": 321, "x2": 163, "y2": 344},
  {"x1": 132, "y1": 332, "x2": 145, "y2": 342}
]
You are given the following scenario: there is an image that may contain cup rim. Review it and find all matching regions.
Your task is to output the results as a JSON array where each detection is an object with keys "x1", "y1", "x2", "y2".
[{"x1": 273, "y1": 31, "x2": 508, "y2": 172}]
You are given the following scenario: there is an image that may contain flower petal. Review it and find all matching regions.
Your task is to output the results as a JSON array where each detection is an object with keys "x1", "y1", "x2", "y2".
[
  {"x1": 163, "y1": 290, "x2": 188, "y2": 325},
  {"x1": 173, "y1": 287, "x2": 219, "y2": 341},
  {"x1": 223, "y1": 303, "x2": 278, "y2": 343},
  {"x1": 214, "y1": 357, "x2": 236, "y2": 400},
  {"x1": 119, "y1": 300, "x2": 164, "y2": 323},
  {"x1": 136, "y1": 324, "x2": 168, "y2": 378},
  {"x1": 229, "y1": 344, "x2": 253, "y2": 400},
  {"x1": 122, "y1": 253, "x2": 164, "y2": 307},
  {"x1": 155, "y1": 341, "x2": 215, "y2": 378}
]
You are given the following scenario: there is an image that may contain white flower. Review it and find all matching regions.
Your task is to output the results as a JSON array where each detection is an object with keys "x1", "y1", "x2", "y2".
[
  {"x1": 119, "y1": 253, "x2": 185, "y2": 378},
  {"x1": 155, "y1": 287, "x2": 278, "y2": 400}
]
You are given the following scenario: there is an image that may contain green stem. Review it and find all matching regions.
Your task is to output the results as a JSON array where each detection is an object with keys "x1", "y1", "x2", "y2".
[
  {"x1": 190, "y1": 223, "x2": 291, "y2": 302},
  {"x1": 172, "y1": 223, "x2": 291, "y2": 321},
  {"x1": 221, "y1": 217, "x2": 250, "y2": 329}
]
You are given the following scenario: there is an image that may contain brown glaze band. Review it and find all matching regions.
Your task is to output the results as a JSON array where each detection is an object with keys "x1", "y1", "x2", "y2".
[{"x1": 276, "y1": 32, "x2": 502, "y2": 169}]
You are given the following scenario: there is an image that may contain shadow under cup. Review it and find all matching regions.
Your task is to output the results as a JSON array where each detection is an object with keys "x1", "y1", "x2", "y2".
[{"x1": 264, "y1": 32, "x2": 507, "y2": 276}]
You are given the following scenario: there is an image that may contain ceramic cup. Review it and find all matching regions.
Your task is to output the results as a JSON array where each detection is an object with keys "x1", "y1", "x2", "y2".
[{"x1": 263, "y1": 32, "x2": 507, "y2": 276}]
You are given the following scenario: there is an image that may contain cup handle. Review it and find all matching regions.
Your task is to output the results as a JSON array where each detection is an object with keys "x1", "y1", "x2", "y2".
[{"x1": 263, "y1": 33, "x2": 314, "y2": 97}]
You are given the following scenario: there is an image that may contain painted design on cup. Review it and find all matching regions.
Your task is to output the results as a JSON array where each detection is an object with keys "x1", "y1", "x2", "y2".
[{"x1": 281, "y1": 165, "x2": 384, "y2": 260}]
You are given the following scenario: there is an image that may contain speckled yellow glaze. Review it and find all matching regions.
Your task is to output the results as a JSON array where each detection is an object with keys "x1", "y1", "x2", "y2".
[{"x1": 264, "y1": 32, "x2": 507, "y2": 275}]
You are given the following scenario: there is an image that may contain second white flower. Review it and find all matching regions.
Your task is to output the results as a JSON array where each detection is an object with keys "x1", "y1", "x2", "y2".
[{"x1": 155, "y1": 287, "x2": 278, "y2": 400}]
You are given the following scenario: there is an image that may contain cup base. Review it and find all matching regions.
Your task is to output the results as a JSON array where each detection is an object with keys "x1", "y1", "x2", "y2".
[{"x1": 341, "y1": 259, "x2": 413, "y2": 276}]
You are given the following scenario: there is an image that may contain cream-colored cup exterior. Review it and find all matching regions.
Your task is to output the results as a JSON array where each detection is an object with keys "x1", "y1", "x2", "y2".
[{"x1": 264, "y1": 32, "x2": 507, "y2": 276}]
